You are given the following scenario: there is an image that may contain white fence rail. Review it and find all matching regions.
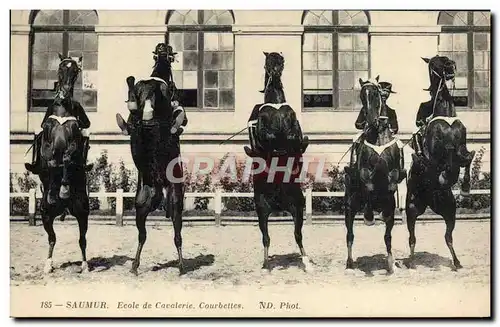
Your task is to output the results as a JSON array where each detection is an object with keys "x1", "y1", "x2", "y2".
[{"x1": 9, "y1": 188, "x2": 490, "y2": 227}]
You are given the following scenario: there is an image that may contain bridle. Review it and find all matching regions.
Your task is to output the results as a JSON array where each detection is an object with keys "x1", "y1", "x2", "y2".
[
  {"x1": 360, "y1": 81, "x2": 383, "y2": 128},
  {"x1": 428, "y1": 61, "x2": 456, "y2": 117}
]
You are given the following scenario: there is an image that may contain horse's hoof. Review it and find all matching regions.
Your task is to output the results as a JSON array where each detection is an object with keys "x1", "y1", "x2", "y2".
[
  {"x1": 261, "y1": 262, "x2": 271, "y2": 272},
  {"x1": 130, "y1": 268, "x2": 139, "y2": 276},
  {"x1": 178, "y1": 264, "x2": 186, "y2": 276},
  {"x1": 81, "y1": 261, "x2": 89, "y2": 273},
  {"x1": 302, "y1": 256, "x2": 314, "y2": 272},
  {"x1": 346, "y1": 258, "x2": 355, "y2": 270},
  {"x1": 44, "y1": 259, "x2": 54, "y2": 274},
  {"x1": 406, "y1": 261, "x2": 416, "y2": 270},
  {"x1": 454, "y1": 261, "x2": 463, "y2": 270}
]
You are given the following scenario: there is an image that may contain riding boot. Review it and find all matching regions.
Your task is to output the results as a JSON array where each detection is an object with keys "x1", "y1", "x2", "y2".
[
  {"x1": 344, "y1": 142, "x2": 358, "y2": 177},
  {"x1": 116, "y1": 113, "x2": 130, "y2": 136},
  {"x1": 24, "y1": 133, "x2": 42, "y2": 175},
  {"x1": 244, "y1": 120, "x2": 260, "y2": 157}
]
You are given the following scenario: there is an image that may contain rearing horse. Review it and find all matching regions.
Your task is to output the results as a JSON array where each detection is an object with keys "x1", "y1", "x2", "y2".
[
  {"x1": 38, "y1": 56, "x2": 90, "y2": 274},
  {"x1": 344, "y1": 78, "x2": 403, "y2": 275},
  {"x1": 405, "y1": 55, "x2": 475, "y2": 271},
  {"x1": 125, "y1": 43, "x2": 187, "y2": 275},
  {"x1": 245, "y1": 52, "x2": 312, "y2": 272}
]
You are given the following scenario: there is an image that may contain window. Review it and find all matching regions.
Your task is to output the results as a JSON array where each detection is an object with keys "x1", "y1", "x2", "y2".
[
  {"x1": 29, "y1": 10, "x2": 98, "y2": 111},
  {"x1": 166, "y1": 10, "x2": 235, "y2": 110},
  {"x1": 438, "y1": 11, "x2": 490, "y2": 109},
  {"x1": 302, "y1": 10, "x2": 370, "y2": 111}
]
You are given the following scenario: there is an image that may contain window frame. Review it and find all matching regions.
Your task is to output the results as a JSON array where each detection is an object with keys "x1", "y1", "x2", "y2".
[
  {"x1": 165, "y1": 10, "x2": 236, "y2": 112},
  {"x1": 301, "y1": 10, "x2": 371, "y2": 112},
  {"x1": 438, "y1": 11, "x2": 490, "y2": 111},
  {"x1": 28, "y1": 10, "x2": 98, "y2": 112}
]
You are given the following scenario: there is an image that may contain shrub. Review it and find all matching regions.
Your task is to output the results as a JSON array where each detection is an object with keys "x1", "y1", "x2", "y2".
[
  {"x1": 10, "y1": 171, "x2": 39, "y2": 215},
  {"x1": 218, "y1": 154, "x2": 255, "y2": 212},
  {"x1": 456, "y1": 146, "x2": 491, "y2": 210}
]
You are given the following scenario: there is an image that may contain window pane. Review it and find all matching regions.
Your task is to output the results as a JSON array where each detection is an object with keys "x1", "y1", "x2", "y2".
[
  {"x1": 303, "y1": 71, "x2": 318, "y2": 89},
  {"x1": 338, "y1": 52, "x2": 353, "y2": 70},
  {"x1": 33, "y1": 33, "x2": 49, "y2": 52},
  {"x1": 339, "y1": 90, "x2": 354, "y2": 108},
  {"x1": 338, "y1": 34, "x2": 353, "y2": 51},
  {"x1": 75, "y1": 73, "x2": 83, "y2": 89},
  {"x1": 339, "y1": 71, "x2": 354, "y2": 90},
  {"x1": 453, "y1": 52, "x2": 468, "y2": 72},
  {"x1": 183, "y1": 51, "x2": 198, "y2": 70},
  {"x1": 474, "y1": 71, "x2": 489, "y2": 88},
  {"x1": 220, "y1": 33, "x2": 234, "y2": 50},
  {"x1": 318, "y1": 71, "x2": 332, "y2": 89},
  {"x1": 474, "y1": 33, "x2": 489, "y2": 51},
  {"x1": 353, "y1": 34, "x2": 368, "y2": 51},
  {"x1": 33, "y1": 10, "x2": 64, "y2": 25},
  {"x1": 455, "y1": 71, "x2": 468, "y2": 89},
  {"x1": 32, "y1": 52, "x2": 48, "y2": 70},
  {"x1": 304, "y1": 92, "x2": 333, "y2": 108},
  {"x1": 68, "y1": 32, "x2": 84, "y2": 50},
  {"x1": 68, "y1": 50, "x2": 83, "y2": 59},
  {"x1": 219, "y1": 71, "x2": 233, "y2": 88},
  {"x1": 172, "y1": 71, "x2": 183, "y2": 88},
  {"x1": 204, "y1": 33, "x2": 219, "y2": 51},
  {"x1": 48, "y1": 52, "x2": 60, "y2": 70},
  {"x1": 353, "y1": 52, "x2": 368, "y2": 70},
  {"x1": 204, "y1": 70, "x2": 218, "y2": 88},
  {"x1": 82, "y1": 90, "x2": 97, "y2": 107},
  {"x1": 83, "y1": 33, "x2": 98, "y2": 52},
  {"x1": 48, "y1": 33, "x2": 63, "y2": 53},
  {"x1": 353, "y1": 71, "x2": 369, "y2": 89},
  {"x1": 170, "y1": 33, "x2": 184, "y2": 51},
  {"x1": 317, "y1": 34, "x2": 332, "y2": 51},
  {"x1": 220, "y1": 90, "x2": 234, "y2": 109},
  {"x1": 32, "y1": 71, "x2": 47, "y2": 89},
  {"x1": 183, "y1": 71, "x2": 197, "y2": 89},
  {"x1": 439, "y1": 34, "x2": 453, "y2": 51},
  {"x1": 220, "y1": 52, "x2": 233, "y2": 69},
  {"x1": 474, "y1": 88, "x2": 489, "y2": 108},
  {"x1": 317, "y1": 52, "x2": 332, "y2": 70},
  {"x1": 203, "y1": 52, "x2": 219, "y2": 69},
  {"x1": 303, "y1": 34, "x2": 317, "y2": 51},
  {"x1": 350, "y1": 11, "x2": 368, "y2": 25},
  {"x1": 474, "y1": 51, "x2": 489, "y2": 70},
  {"x1": 303, "y1": 52, "x2": 318, "y2": 70},
  {"x1": 473, "y1": 11, "x2": 490, "y2": 26},
  {"x1": 82, "y1": 52, "x2": 98, "y2": 70},
  {"x1": 452, "y1": 34, "x2": 467, "y2": 51},
  {"x1": 69, "y1": 10, "x2": 98, "y2": 25},
  {"x1": 47, "y1": 70, "x2": 58, "y2": 90},
  {"x1": 204, "y1": 90, "x2": 218, "y2": 107},
  {"x1": 183, "y1": 33, "x2": 198, "y2": 50}
]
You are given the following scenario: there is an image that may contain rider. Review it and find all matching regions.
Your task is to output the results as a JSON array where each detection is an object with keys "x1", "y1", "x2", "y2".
[
  {"x1": 348, "y1": 81, "x2": 406, "y2": 179},
  {"x1": 412, "y1": 89, "x2": 435, "y2": 159},
  {"x1": 25, "y1": 95, "x2": 92, "y2": 175},
  {"x1": 115, "y1": 43, "x2": 187, "y2": 137}
]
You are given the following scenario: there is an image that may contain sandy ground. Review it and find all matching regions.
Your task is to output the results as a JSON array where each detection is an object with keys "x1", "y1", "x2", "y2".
[{"x1": 10, "y1": 219, "x2": 490, "y2": 318}]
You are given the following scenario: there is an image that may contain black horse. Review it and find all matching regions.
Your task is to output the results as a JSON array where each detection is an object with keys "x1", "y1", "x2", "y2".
[
  {"x1": 344, "y1": 78, "x2": 404, "y2": 274},
  {"x1": 37, "y1": 56, "x2": 90, "y2": 274},
  {"x1": 124, "y1": 43, "x2": 187, "y2": 275},
  {"x1": 405, "y1": 56, "x2": 475, "y2": 270},
  {"x1": 245, "y1": 52, "x2": 312, "y2": 272}
]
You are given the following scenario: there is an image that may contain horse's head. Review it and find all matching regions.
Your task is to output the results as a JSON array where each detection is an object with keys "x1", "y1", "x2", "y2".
[
  {"x1": 262, "y1": 52, "x2": 285, "y2": 94},
  {"x1": 359, "y1": 77, "x2": 382, "y2": 129},
  {"x1": 152, "y1": 43, "x2": 175, "y2": 79},
  {"x1": 423, "y1": 55, "x2": 456, "y2": 92},
  {"x1": 55, "y1": 54, "x2": 82, "y2": 101}
]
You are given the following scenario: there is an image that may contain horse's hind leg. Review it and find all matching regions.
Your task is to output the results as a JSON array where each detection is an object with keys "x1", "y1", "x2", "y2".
[
  {"x1": 130, "y1": 186, "x2": 153, "y2": 275},
  {"x1": 382, "y1": 196, "x2": 396, "y2": 274},
  {"x1": 42, "y1": 213, "x2": 57, "y2": 274},
  {"x1": 458, "y1": 145, "x2": 475, "y2": 195},
  {"x1": 70, "y1": 192, "x2": 90, "y2": 273},
  {"x1": 170, "y1": 183, "x2": 185, "y2": 275},
  {"x1": 440, "y1": 192, "x2": 462, "y2": 270},
  {"x1": 256, "y1": 200, "x2": 272, "y2": 271},
  {"x1": 344, "y1": 192, "x2": 359, "y2": 270},
  {"x1": 290, "y1": 199, "x2": 313, "y2": 272},
  {"x1": 405, "y1": 183, "x2": 426, "y2": 269}
]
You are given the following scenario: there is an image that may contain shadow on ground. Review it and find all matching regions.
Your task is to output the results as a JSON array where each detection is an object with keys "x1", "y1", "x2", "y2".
[
  {"x1": 60, "y1": 255, "x2": 134, "y2": 272},
  {"x1": 151, "y1": 254, "x2": 215, "y2": 274}
]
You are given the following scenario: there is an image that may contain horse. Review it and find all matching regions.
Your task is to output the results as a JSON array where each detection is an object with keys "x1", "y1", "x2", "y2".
[
  {"x1": 405, "y1": 55, "x2": 476, "y2": 271},
  {"x1": 37, "y1": 55, "x2": 90, "y2": 274},
  {"x1": 245, "y1": 51, "x2": 312, "y2": 272},
  {"x1": 343, "y1": 78, "x2": 404, "y2": 274},
  {"x1": 124, "y1": 44, "x2": 187, "y2": 275}
]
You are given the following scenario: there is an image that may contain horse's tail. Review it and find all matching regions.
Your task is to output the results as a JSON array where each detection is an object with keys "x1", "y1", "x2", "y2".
[{"x1": 438, "y1": 144, "x2": 460, "y2": 187}]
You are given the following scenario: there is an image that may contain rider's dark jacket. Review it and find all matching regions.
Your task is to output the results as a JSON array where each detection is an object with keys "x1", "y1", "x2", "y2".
[
  {"x1": 415, "y1": 100, "x2": 434, "y2": 127},
  {"x1": 41, "y1": 100, "x2": 91, "y2": 129},
  {"x1": 354, "y1": 104, "x2": 399, "y2": 134}
]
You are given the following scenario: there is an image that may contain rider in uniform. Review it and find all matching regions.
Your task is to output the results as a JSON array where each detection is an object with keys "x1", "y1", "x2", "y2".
[
  {"x1": 25, "y1": 93, "x2": 92, "y2": 175},
  {"x1": 115, "y1": 43, "x2": 187, "y2": 137},
  {"x1": 347, "y1": 82, "x2": 406, "y2": 180},
  {"x1": 412, "y1": 89, "x2": 435, "y2": 160}
]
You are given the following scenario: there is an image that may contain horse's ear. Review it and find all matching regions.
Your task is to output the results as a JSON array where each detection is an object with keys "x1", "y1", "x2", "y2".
[
  {"x1": 58, "y1": 53, "x2": 64, "y2": 61},
  {"x1": 77, "y1": 56, "x2": 83, "y2": 68},
  {"x1": 359, "y1": 78, "x2": 365, "y2": 87},
  {"x1": 263, "y1": 51, "x2": 269, "y2": 57},
  {"x1": 421, "y1": 57, "x2": 430, "y2": 63},
  {"x1": 375, "y1": 75, "x2": 380, "y2": 82}
]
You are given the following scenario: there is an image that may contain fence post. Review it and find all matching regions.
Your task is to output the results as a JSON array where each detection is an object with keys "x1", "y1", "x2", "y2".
[
  {"x1": 116, "y1": 189, "x2": 124, "y2": 227},
  {"x1": 305, "y1": 188, "x2": 313, "y2": 225},
  {"x1": 214, "y1": 189, "x2": 222, "y2": 226},
  {"x1": 28, "y1": 188, "x2": 36, "y2": 226}
]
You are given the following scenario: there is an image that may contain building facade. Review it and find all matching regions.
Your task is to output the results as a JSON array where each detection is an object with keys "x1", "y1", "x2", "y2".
[{"x1": 10, "y1": 10, "x2": 491, "y2": 174}]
